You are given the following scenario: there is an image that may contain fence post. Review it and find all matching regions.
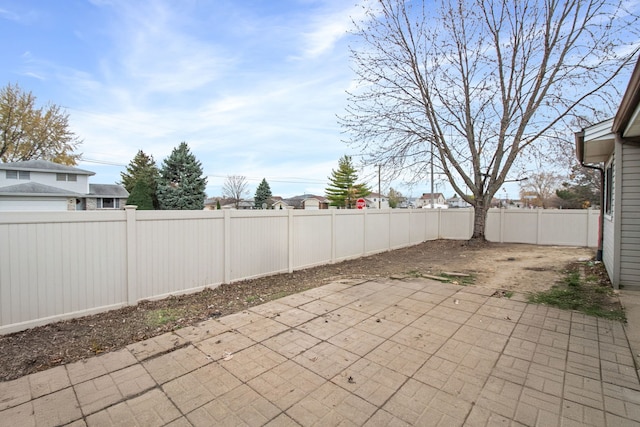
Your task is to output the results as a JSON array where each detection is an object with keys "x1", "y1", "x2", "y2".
[
  {"x1": 224, "y1": 209, "x2": 231, "y2": 283},
  {"x1": 288, "y1": 209, "x2": 294, "y2": 273},
  {"x1": 125, "y1": 205, "x2": 137, "y2": 305},
  {"x1": 363, "y1": 209, "x2": 367, "y2": 256},
  {"x1": 500, "y1": 208, "x2": 505, "y2": 243},
  {"x1": 331, "y1": 209, "x2": 336, "y2": 263}
]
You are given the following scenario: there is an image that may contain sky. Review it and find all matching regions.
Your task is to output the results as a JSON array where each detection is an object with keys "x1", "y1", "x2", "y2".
[{"x1": 1, "y1": 0, "x2": 423, "y2": 199}]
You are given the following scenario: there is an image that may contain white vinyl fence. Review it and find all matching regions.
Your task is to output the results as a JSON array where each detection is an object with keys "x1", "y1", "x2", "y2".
[{"x1": 0, "y1": 207, "x2": 598, "y2": 334}]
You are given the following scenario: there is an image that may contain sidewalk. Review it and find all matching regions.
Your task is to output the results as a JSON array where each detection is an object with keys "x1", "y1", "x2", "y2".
[{"x1": 1, "y1": 277, "x2": 640, "y2": 426}]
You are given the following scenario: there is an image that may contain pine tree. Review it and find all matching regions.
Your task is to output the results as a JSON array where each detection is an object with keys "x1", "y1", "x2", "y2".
[
  {"x1": 325, "y1": 155, "x2": 371, "y2": 208},
  {"x1": 126, "y1": 180, "x2": 154, "y2": 210},
  {"x1": 120, "y1": 150, "x2": 160, "y2": 209},
  {"x1": 254, "y1": 178, "x2": 273, "y2": 208},
  {"x1": 156, "y1": 142, "x2": 207, "y2": 210}
]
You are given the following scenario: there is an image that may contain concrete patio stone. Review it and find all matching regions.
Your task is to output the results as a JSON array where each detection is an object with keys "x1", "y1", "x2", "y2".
[
  {"x1": 247, "y1": 360, "x2": 325, "y2": 411},
  {"x1": 27, "y1": 365, "x2": 70, "y2": 399},
  {"x1": 66, "y1": 348, "x2": 138, "y2": 385},
  {"x1": 262, "y1": 329, "x2": 321, "y2": 359},
  {"x1": 142, "y1": 345, "x2": 211, "y2": 385},
  {"x1": 126, "y1": 333, "x2": 188, "y2": 363},
  {"x1": 219, "y1": 343, "x2": 287, "y2": 382},
  {"x1": 85, "y1": 388, "x2": 181, "y2": 427},
  {"x1": 0, "y1": 375, "x2": 30, "y2": 411},
  {"x1": 161, "y1": 363, "x2": 242, "y2": 414},
  {"x1": 186, "y1": 384, "x2": 279, "y2": 427},
  {"x1": 31, "y1": 387, "x2": 82, "y2": 427},
  {"x1": 269, "y1": 307, "x2": 316, "y2": 327},
  {"x1": 6, "y1": 276, "x2": 640, "y2": 426}
]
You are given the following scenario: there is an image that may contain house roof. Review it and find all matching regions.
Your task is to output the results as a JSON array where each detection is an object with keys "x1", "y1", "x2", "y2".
[
  {"x1": 420, "y1": 193, "x2": 444, "y2": 199},
  {"x1": 576, "y1": 55, "x2": 640, "y2": 163},
  {"x1": 89, "y1": 184, "x2": 129, "y2": 198},
  {"x1": 0, "y1": 159, "x2": 95, "y2": 175},
  {"x1": 0, "y1": 182, "x2": 84, "y2": 197},
  {"x1": 613, "y1": 56, "x2": 640, "y2": 138}
]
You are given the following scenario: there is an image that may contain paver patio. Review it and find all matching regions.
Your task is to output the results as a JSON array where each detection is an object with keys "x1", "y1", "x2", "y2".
[{"x1": 1, "y1": 277, "x2": 639, "y2": 426}]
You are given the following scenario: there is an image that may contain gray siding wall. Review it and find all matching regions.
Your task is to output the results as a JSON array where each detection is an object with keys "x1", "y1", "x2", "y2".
[{"x1": 620, "y1": 143, "x2": 640, "y2": 287}]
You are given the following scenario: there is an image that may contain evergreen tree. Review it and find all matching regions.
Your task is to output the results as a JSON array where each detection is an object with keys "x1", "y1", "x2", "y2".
[
  {"x1": 325, "y1": 155, "x2": 371, "y2": 208},
  {"x1": 126, "y1": 180, "x2": 154, "y2": 210},
  {"x1": 254, "y1": 178, "x2": 273, "y2": 208},
  {"x1": 156, "y1": 142, "x2": 207, "y2": 210},
  {"x1": 120, "y1": 150, "x2": 160, "y2": 209}
]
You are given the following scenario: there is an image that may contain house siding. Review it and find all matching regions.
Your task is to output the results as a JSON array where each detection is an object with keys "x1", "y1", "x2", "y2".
[{"x1": 620, "y1": 143, "x2": 640, "y2": 288}]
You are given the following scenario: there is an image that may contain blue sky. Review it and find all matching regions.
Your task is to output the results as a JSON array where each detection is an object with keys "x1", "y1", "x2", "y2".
[{"x1": 0, "y1": 0, "x2": 406, "y2": 199}]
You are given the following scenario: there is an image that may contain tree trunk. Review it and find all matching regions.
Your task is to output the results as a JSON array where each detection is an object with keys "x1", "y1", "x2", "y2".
[{"x1": 472, "y1": 200, "x2": 488, "y2": 241}]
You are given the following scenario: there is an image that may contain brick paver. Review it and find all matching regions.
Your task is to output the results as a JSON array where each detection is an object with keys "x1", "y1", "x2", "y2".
[{"x1": 3, "y1": 277, "x2": 640, "y2": 426}]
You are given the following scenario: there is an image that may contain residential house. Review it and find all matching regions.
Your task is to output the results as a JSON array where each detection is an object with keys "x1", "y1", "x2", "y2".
[
  {"x1": 446, "y1": 195, "x2": 471, "y2": 208},
  {"x1": 416, "y1": 192, "x2": 446, "y2": 208},
  {"x1": 280, "y1": 194, "x2": 329, "y2": 210},
  {"x1": 0, "y1": 160, "x2": 128, "y2": 211},
  {"x1": 575, "y1": 55, "x2": 640, "y2": 289},
  {"x1": 365, "y1": 192, "x2": 389, "y2": 209}
]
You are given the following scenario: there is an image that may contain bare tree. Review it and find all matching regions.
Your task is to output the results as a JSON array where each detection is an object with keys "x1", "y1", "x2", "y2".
[
  {"x1": 519, "y1": 172, "x2": 563, "y2": 208},
  {"x1": 222, "y1": 175, "x2": 249, "y2": 209},
  {"x1": 342, "y1": 0, "x2": 639, "y2": 240}
]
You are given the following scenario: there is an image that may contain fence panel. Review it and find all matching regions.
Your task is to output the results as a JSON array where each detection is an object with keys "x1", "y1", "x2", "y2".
[
  {"x1": 229, "y1": 210, "x2": 289, "y2": 281},
  {"x1": 389, "y1": 210, "x2": 412, "y2": 249},
  {"x1": 0, "y1": 212, "x2": 127, "y2": 332},
  {"x1": 365, "y1": 211, "x2": 391, "y2": 254},
  {"x1": 0, "y1": 207, "x2": 599, "y2": 334},
  {"x1": 134, "y1": 211, "x2": 225, "y2": 300},
  {"x1": 334, "y1": 211, "x2": 365, "y2": 261},
  {"x1": 292, "y1": 210, "x2": 332, "y2": 269}
]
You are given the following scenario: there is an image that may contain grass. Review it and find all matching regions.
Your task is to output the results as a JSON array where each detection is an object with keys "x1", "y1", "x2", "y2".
[
  {"x1": 528, "y1": 263, "x2": 625, "y2": 321},
  {"x1": 439, "y1": 273, "x2": 475, "y2": 286},
  {"x1": 145, "y1": 308, "x2": 184, "y2": 328}
]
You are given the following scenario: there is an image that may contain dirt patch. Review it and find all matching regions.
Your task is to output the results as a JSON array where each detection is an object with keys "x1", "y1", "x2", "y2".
[{"x1": 0, "y1": 240, "x2": 596, "y2": 382}]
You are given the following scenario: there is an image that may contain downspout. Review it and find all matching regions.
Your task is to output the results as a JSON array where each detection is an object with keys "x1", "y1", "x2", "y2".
[
  {"x1": 580, "y1": 162, "x2": 604, "y2": 261},
  {"x1": 575, "y1": 130, "x2": 604, "y2": 261}
]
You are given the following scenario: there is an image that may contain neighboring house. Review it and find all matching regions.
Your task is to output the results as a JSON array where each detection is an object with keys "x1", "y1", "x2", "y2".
[
  {"x1": 365, "y1": 192, "x2": 389, "y2": 209},
  {"x1": 416, "y1": 192, "x2": 446, "y2": 207},
  {"x1": 281, "y1": 194, "x2": 329, "y2": 210},
  {"x1": 446, "y1": 196, "x2": 471, "y2": 208},
  {"x1": 0, "y1": 160, "x2": 128, "y2": 211},
  {"x1": 575, "y1": 56, "x2": 640, "y2": 290}
]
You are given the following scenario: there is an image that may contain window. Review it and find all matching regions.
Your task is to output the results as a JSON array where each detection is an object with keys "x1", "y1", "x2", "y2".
[
  {"x1": 97, "y1": 198, "x2": 119, "y2": 209},
  {"x1": 604, "y1": 164, "x2": 613, "y2": 216},
  {"x1": 6, "y1": 170, "x2": 30, "y2": 180},
  {"x1": 56, "y1": 173, "x2": 77, "y2": 181}
]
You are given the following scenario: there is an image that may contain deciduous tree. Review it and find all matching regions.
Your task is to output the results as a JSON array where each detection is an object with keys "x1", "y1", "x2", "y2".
[
  {"x1": 222, "y1": 175, "x2": 249, "y2": 209},
  {"x1": 156, "y1": 142, "x2": 207, "y2": 210},
  {"x1": 342, "y1": 0, "x2": 639, "y2": 239},
  {"x1": 0, "y1": 83, "x2": 81, "y2": 164}
]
